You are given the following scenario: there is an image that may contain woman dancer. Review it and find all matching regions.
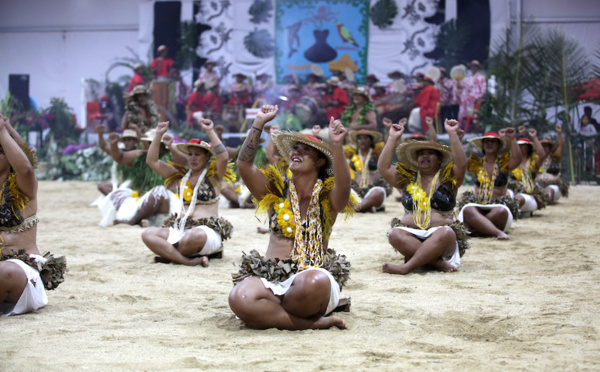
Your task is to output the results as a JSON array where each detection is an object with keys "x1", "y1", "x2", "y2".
[
  {"x1": 0, "y1": 114, "x2": 66, "y2": 315},
  {"x1": 457, "y1": 129, "x2": 521, "y2": 239},
  {"x1": 229, "y1": 105, "x2": 356, "y2": 330},
  {"x1": 378, "y1": 119, "x2": 467, "y2": 274},
  {"x1": 142, "y1": 119, "x2": 233, "y2": 266},
  {"x1": 536, "y1": 125, "x2": 568, "y2": 204}
]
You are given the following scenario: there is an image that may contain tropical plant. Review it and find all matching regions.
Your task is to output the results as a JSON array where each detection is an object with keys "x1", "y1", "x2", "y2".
[
  {"x1": 370, "y1": 0, "x2": 398, "y2": 30},
  {"x1": 37, "y1": 141, "x2": 112, "y2": 181},
  {"x1": 432, "y1": 19, "x2": 470, "y2": 71},
  {"x1": 176, "y1": 21, "x2": 200, "y2": 71}
]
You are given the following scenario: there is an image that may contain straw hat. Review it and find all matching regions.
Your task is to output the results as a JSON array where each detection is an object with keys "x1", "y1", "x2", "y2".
[
  {"x1": 425, "y1": 66, "x2": 441, "y2": 82},
  {"x1": 204, "y1": 59, "x2": 216, "y2": 67},
  {"x1": 140, "y1": 129, "x2": 171, "y2": 143},
  {"x1": 175, "y1": 139, "x2": 216, "y2": 160},
  {"x1": 349, "y1": 129, "x2": 383, "y2": 145},
  {"x1": 396, "y1": 141, "x2": 453, "y2": 170},
  {"x1": 126, "y1": 85, "x2": 151, "y2": 98},
  {"x1": 327, "y1": 76, "x2": 340, "y2": 86},
  {"x1": 450, "y1": 64, "x2": 467, "y2": 81},
  {"x1": 351, "y1": 86, "x2": 371, "y2": 101},
  {"x1": 120, "y1": 130, "x2": 139, "y2": 141},
  {"x1": 271, "y1": 131, "x2": 334, "y2": 175},
  {"x1": 468, "y1": 132, "x2": 511, "y2": 155},
  {"x1": 157, "y1": 45, "x2": 167, "y2": 52},
  {"x1": 467, "y1": 60, "x2": 483, "y2": 69},
  {"x1": 540, "y1": 139, "x2": 558, "y2": 153}
]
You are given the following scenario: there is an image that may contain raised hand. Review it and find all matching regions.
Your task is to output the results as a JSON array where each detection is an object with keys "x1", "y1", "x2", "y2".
[
  {"x1": 312, "y1": 125, "x2": 321, "y2": 137},
  {"x1": 162, "y1": 134, "x2": 173, "y2": 147},
  {"x1": 199, "y1": 119, "x2": 213, "y2": 132},
  {"x1": 156, "y1": 121, "x2": 169, "y2": 136},
  {"x1": 555, "y1": 124, "x2": 562, "y2": 134},
  {"x1": 328, "y1": 117, "x2": 347, "y2": 145},
  {"x1": 528, "y1": 128, "x2": 537, "y2": 138},
  {"x1": 255, "y1": 105, "x2": 278, "y2": 125},
  {"x1": 425, "y1": 116, "x2": 434, "y2": 127},
  {"x1": 503, "y1": 127, "x2": 516, "y2": 139},
  {"x1": 269, "y1": 124, "x2": 280, "y2": 134},
  {"x1": 444, "y1": 119, "x2": 459, "y2": 133},
  {"x1": 108, "y1": 132, "x2": 120, "y2": 145},
  {"x1": 518, "y1": 125, "x2": 526, "y2": 135},
  {"x1": 389, "y1": 121, "x2": 405, "y2": 141},
  {"x1": 96, "y1": 124, "x2": 106, "y2": 134},
  {"x1": 382, "y1": 117, "x2": 392, "y2": 128}
]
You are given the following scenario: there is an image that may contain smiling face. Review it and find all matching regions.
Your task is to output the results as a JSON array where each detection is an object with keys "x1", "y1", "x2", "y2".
[
  {"x1": 187, "y1": 147, "x2": 210, "y2": 171},
  {"x1": 482, "y1": 138, "x2": 501, "y2": 155},
  {"x1": 122, "y1": 138, "x2": 138, "y2": 151},
  {"x1": 288, "y1": 142, "x2": 326, "y2": 176},
  {"x1": 417, "y1": 148, "x2": 442, "y2": 172}
]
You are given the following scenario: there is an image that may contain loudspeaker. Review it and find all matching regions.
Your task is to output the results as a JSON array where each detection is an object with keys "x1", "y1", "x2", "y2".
[{"x1": 9, "y1": 74, "x2": 30, "y2": 110}]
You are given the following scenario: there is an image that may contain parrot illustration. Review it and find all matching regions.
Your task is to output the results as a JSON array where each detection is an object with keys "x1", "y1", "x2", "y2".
[{"x1": 336, "y1": 22, "x2": 358, "y2": 47}]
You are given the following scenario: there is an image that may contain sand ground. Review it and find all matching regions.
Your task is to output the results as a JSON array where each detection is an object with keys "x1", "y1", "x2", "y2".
[{"x1": 1, "y1": 181, "x2": 599, "y2": 371}]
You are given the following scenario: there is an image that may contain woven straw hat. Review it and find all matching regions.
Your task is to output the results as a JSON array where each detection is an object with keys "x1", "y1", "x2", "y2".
[
  {"x1": 175, "y1": 139, "x2": 216, "y2": 160},
  {"x1": 351, "y1": 86, "x2": 371, "y2": 102},
  {"x1": 271, "y1": 131, "x2": 334, "y2": 175},
  {"x1": 349, "y1": 129, "x2": 383, "y2": 145},
  {"x1": 120, "y1": 130, "x2": 139, "y2": 141},
  {"x1": 126, "y1": 85, "x2": 151, "y2": 98},
  {"x1": 540, "y1": 139, "x2": 558, "y2": 153},
  {"x1": 396, "y1": 140, "x2": 453, "y2": 171},
  {"x1": 468, "y1": 132, "x2": 511, "y2": 156}
]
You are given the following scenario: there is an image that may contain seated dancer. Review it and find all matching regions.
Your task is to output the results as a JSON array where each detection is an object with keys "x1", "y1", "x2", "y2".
[
  {"x1": 142, "y1": 119, "x2": 233, "y2": 266},
  {"x1": 229, "y1": 105, "x2": 357, "y2": 330},
  {"x1": 379, "y1": 119, "x2": 468, "y2": 275},
  {"x1": 340, "y1": 87, "x2": 377, "y2": 131},
  {"x1": 94, "y1": 129, "x2": 183, "y2": 227},
  {"x1": 345, "y1": 129, "x2": 392, "y2": 212},
  {"x1": 0, "y1": 114, "x2": 66, "y2": 316},
  {"x1": 536, "y1": 125, "x2": 568, "y2": 204},
  {"x1": 509, "y1": 127, "x2": 549, "y2": 215},
  {"x1": 457, "y1": 129, "x2": 521, "y2": 239}
]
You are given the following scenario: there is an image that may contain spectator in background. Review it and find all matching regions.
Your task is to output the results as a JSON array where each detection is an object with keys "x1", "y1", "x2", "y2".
[
  {"x1": 186, "y1": 80, "x2": 205, "y2": 127},
  {"x1": 197, "y1": 59, "x2": 220, "y2": 89},
  {"x1": 202, "y1": 82, "x2": 223, "y2": 123},
  {"x1": 409, "y1": 76, "x2": 440, "y2": 133},
  {"x1": 365, "y1": 74, "x2": 380, "y2": 96},
  {"x1": 457, "y1": 60, "x2": 486, "y2": 129},
  {"x1": 323, "y1": 76, "x2": 349, "y2": 120},
  {"x1": 438, "y1": 67, "x2": 459, "y2": 123},
  {"x1": 150, "y1": 45, "x2": 176, "y2": 79},
  {"x1": 128, "y1": 64, "x2": 146, "y2": 93},
  {"x1": 170, "y1": 68, "x2": 190, "y2": 123}
]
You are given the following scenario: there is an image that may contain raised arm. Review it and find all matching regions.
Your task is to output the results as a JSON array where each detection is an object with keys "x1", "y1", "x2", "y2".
[
  {"x1": 146, "y1": 121, "x2": 178, "y2": 178},
  {"x1": 161, "y1": 133, "x2": 187, "y2": 165},
  {"x1": 96, "y1": 124, "x2": 111, "y2": 155},
  {"x1": 554, "y1": 124, "x2": 565, "y2": 161},
  {"x1": 0, "y1": 114, "x2": 36, "y2": 198},
  {"x1": 503, "y1": 127, "x2": 522, "y2": 171},
  {"x1": 237, "y1": 105, "x2": 279, "y2": 201},
  {"x1": 108, "y1": 132, "x2": 146, "y2": 166},
  {"x1": 328, "y1": 118, "x2": 351, "y2": 214},
  {"x1": 444, "y1": 119, "x2": 466, "y2": 188},
  {"x1": 529, "y1": 128, "x2": 547, "y2": 168},
  {"x1": 426, "y1": 117, "x2": 438, "y2": 143},
  {"x1": 265, "y1": 124, "x2": 281, "y2": 165},
  {"x1": 377, "y1": 119, "x2": 406, "y2": 187},
  {"x1": 199, "y1": 118, "x2": 228, "y2": 181}
]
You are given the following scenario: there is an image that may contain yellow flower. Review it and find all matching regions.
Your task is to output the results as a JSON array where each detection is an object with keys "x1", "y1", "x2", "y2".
[
  {"x1": 131, "y1": 191, "x2": 140, "y2": 201},
  {"x1": 275, "y1": 197, "x2": 295, "y2": 238},
  {"x1": 181, "y1": 180, "x2": 193, "y2": 201}
]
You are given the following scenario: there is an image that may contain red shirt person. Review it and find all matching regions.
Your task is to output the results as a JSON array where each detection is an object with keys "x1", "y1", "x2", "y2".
[
  {"x1": 150, "y1": 45, "x2": 176, "y2": 78},
  {"x1": 414, "y1": 77, "x2": 440, "y2": 131},
  {"x1": 324, "y1": 76, "x2": 349, "y2": 120},
  {"x1": 128, "y1": 63, "x2": 146, "y2": 93}
]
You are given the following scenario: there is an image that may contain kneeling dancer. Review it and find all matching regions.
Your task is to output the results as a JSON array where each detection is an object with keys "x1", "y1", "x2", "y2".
[{"x1": 229, "y1": 105, "x2": 356, "y2": 330}]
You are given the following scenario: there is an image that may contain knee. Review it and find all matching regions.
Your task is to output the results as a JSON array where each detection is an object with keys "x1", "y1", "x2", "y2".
[
  {"x1": 141, "y1": 227, "x2": 161, "y2": 244},
  {"x1": 292, "y1": 270, "x2": 331, "y2": 298},
  {"x1": 228, "y1": 278, "x2": 259, "y2": 317},
  {"x1": 494, "y1": 207, "x2": 508, "y2": 219},
  {"x1": 0, "y1": 262, "x2": 26, "y2": 287},
  {"x1": 437, "y1": 226, "x2": 457, "y2": 243},
  {"x1": 389, "y1": 229, "x2": 410, "y2": 246},
  {"x1": 463, "y1": 206, "x2": 477, "y2": 218}
]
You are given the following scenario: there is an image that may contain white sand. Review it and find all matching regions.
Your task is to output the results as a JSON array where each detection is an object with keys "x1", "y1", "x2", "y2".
[{"x1": 1, "y1": 181, "x2": 599, "y2": 371}]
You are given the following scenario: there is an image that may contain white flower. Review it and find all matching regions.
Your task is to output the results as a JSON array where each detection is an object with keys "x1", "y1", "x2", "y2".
[
  {"x1": 283, "y1": 214, "x2": 290, "y2": 221},
  {"x1": 279, "y1": 203, "x2": 284, "y2": 209},
  {"x1": 286, "y1": 227, "x2": 293, "y2": 233}
]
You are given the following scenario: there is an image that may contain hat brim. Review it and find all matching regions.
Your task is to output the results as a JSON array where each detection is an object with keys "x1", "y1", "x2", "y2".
[
  {"x1": 174, "y1": 142, "x2": 216, "y2": 160},
  {"x1": 468, "y1": 135, "x2": 511, "y2": 156},
  {"x1": 540, "y1": 140, "x2": 558, "y2": 153},
  {"x1": 272, "y1": 131, "x2": 334, "y2": 176},
  {"x1": 395, "y1": 141, "x2": 453, "y2": 170},
  {"x1": 349, "y1": 130, "x2": 383, "y2": 145}
]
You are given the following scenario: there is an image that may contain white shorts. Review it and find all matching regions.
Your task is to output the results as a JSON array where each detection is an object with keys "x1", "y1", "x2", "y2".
[
  {"x1": 389, "y1": 225, "x2": 461, "y2": 268},
  {"x1": 167, "y1": 225, "x2": 223, "y2": 255},
  {"x1": 548, "y1": 185, "x2": 561, "y2": 202},
  {"x1": 458, "y1": 203, "x2": 514, "y2": 232},
  {"x1": 517, "y1": 193, "x2": 537, "y2": 213},
  {"x1": 351, "y1": 186, "x2": 387, "y2": 207},
  {"x1": 260, "y1": 268, "x2": 340, "y2": 315},
  {"x1": 0, "y1": 255, "x2": 48, "y2": 316}
]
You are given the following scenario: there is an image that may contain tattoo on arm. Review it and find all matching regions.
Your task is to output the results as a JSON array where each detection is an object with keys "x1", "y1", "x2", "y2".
[
  {"x1": 238, "y1": 128, "x2": 263, "y2": 163},
  {"x1": 213, "y1": 143, "x2": 226, "y2": 155}
]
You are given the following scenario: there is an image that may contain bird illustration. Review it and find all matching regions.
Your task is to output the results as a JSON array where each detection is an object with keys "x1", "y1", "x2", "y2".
[{"x1": 336, "y1": 22, "x2": 358, "y2": 47}]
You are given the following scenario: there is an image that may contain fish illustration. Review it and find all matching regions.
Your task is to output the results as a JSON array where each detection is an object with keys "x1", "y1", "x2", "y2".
[
  {"x1": 287, "y1": 21, "x2": 302, "y2": 58},
  {"x1": 336, "y1": 22, "x2": 358, "y2": 47}
]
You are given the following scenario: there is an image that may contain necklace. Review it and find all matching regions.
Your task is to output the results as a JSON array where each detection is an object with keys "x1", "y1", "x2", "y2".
[
  {"x1": 478, "y1": 157, "x2": 497, "y2": 204},
  {"x1": 407, "y1": 170, "x2": 440, "y2": 229}
]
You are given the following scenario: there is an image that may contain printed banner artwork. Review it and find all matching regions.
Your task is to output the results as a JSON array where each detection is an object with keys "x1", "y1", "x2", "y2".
[{"x1": 275, "y1": 0, "x2": 370, "y2": 84}]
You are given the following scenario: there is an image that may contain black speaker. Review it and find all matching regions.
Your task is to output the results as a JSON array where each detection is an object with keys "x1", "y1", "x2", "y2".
[{"x1": 9, "y1": 74, "x2": 30, "y2": 110}]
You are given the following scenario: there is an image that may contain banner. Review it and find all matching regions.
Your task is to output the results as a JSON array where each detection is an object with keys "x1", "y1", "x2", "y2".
[{"x1": 275, "y1": 0, "x2": 370, "y2": 84}]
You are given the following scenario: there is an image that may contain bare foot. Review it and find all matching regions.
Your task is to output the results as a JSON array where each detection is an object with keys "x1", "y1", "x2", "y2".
[
  {"x1": 370, "y1": 206, "x2": 377, "y2": 213},
  {"x1": 382, "y1": 262, "x2": 411, "y2": 275},
  {"x1": 188, "y1": 256, "x2": 209, "y2": 267},
  {"x1": 432, "y1": 260, "x2": 457, "y2": 273},
  {"x1": 140, "y1": 219, "x2": 149, "y2": 228},
  {"x1": 256, "y1": 226, "x2": 269, "y2": 234},
  {"x1": 314, "y1": 315, "x2": 347, "y2": 330},
  {"x1": 496, "y1": 231, "x2": 510, "y2": 240}
]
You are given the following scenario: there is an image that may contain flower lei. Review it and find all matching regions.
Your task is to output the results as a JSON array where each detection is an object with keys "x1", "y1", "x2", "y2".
[
  {"x1": 350, "y1": 148, "x2": 373, "y2": 189},
  {"x1": 512, "y1": 163, "x2": 534, "y2": 193},
  {"x1": 340, "y1": 101, "x2": 375, "y2": 127},
  {"x1": 477, "y1": 157, "x2": 497, "y2": 205},
  {"x1": 289, "y1": 178, "x2": 324, "y2": 271},
  {"x1": 274, "y1": 197, "x2": 295, "y2": 238},
  {"x1": 407, "y1": 170, "x2": 440, "y2": 229},
  {"x1": 181, "y1": 180, "x2": 194, "y2": 202}
]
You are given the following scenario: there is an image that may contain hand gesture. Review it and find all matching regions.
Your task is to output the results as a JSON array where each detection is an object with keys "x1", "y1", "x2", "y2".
[
  {"x1": 528, "y1": 128, "x2": 537, "y2": 138},
  {"x1": 555, "y1": 124, "x2": 562, "y2": 134},
  {"x1": 457, "y1": 128, "x2": 465, "y2": 142},
  {"x1": 328, "y1": 117, "x2": 347, "y2": 145},
  {"x1": 0, "y1": 114, "x2": 8, "y2": 131},
  {"x1": 312, "y1": 125, "x2": 322, "y2": 137},
  {"x1": 96, "y1": 124, "x2": 106, "y2": 134},
  {"x1": 108, "y1": 132, "x2": 120, "y2": 145},
  {"x1": 199, "y1": 118, "x2": 213, "y2": 132},
  {"x1": 162, "y1": 134, "x2": 173, "y2": 147},
  {"x1": 503, "y1": 127, "x2": 516, "y2": 139},
  {"x1": 425, "y1": 116, "x2": 434, "y2": 127},
  {"x1": 269, "y1": 124, "x2": 280, "y2": 134},
  {"x1": 444, "y1": 119, "x2": 459, "y2": 134},
  {"x1": 256, "y1": 105, "x2": 278, "y2": 125},
  {"x1": 382, "y1": 117, "x2": 392, "y2": 128},
  {"x1": 518, "y1": 125, "x2": 526, "y2": 135},
  {"x1": 156, "y1": 121, "x2": 169, "y2": 136},
  {"x1": 388, "y1": 121, "x2": 405, "y2": 141}
]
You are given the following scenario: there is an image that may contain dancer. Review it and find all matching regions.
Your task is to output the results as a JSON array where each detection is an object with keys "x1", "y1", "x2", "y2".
[
  {"x1": 0, "y1": 114, "x2": 66, "y2": 316},
  {"x1": 457, "y1": 129, "x2": 521, "y2": 239},
  {"x1": 379, "y1": 119, "x2": 468, "y2": 274},
  {"x1": 229, "y1": 105, "x2": 356, "y2": 330},
  {"x1": 536, "y1": 125, "x2": 568, "y2": 204},
  {"x1": 142, "y1": 119, "x2": 233, "y2": 266},
  {"x1": 121, "y1": 85, "x2": 159, "y2": 133},
  {"x1": 340, "y1": 87, "x2": 377, "y2": 131}
]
